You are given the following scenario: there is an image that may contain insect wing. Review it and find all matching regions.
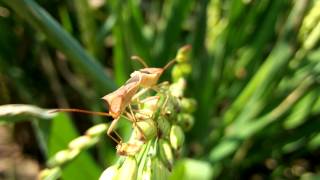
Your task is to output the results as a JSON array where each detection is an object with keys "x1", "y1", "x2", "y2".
[
  {"x1": 102, "y1": 87, "x2": 126, "y2": 118},
  {"x1": 122, "y1": 76, "x2": 141, "y2": 104},
  {"x1": 134, "y1": 68, "x2": 164, "y2": 87}
]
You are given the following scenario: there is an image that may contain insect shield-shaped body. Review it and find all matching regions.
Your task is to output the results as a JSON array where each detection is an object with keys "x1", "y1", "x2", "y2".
[
  {"x1": 51, "y1": 57, "x2": 177, "y2": 152},
  {"x1": 100, "y1": 75, "x2": 143, "y2": 144},
  {"x1": 130, "y1": 68, "x2": 164, "y2": 88},
  {"x1": 130, "y1": 55, "x2": 177, "y2": 88},
  {"x1": 101, "y1": 75, "x2": 141, "y2": 118}
]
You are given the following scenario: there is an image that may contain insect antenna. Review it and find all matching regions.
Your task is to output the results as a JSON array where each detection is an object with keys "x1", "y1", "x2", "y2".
[
  {"x1": 51, "y1": 108, "x2": 112, "y2": 117},
  {"x1": 131, "y1": 56, "x2": 149, "y2": 68},
  {"x1": 163, "y1": 59, "x2": 177, "y2": 70},
  {"x1": 163, "y1": 44, "x2": 191, "y2": 70}
]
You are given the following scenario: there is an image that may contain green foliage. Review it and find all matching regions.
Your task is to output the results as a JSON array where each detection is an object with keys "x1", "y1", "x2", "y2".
[
  {"x1": 1, "y1": 0, "x2": 320, "y2": 179},
  {"x1": 48, "y1": 113, "x2": 101, "y2": 180}
]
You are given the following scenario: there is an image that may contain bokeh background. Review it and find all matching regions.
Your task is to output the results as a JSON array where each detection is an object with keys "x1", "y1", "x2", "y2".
[{"x1": 1, "y1": 0, "x2": 320, "y2": 179}]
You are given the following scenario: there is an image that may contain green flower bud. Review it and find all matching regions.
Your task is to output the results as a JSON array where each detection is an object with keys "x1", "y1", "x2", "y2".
[
  {"x1": 142, "y1": 96, "x2": 160, "y2": 112},
  {"x1": 53, "y1": 150, "x2": 69, "y2": 165},
  {"x1": 135, "y1": 109, "x2": 153, "y2": 120},
  {"x1": 171, "y1": 63, "x2": 192, "y2": 82},
  {"x1": 141, "y1": 156, "x2": 170, "y2": 180},
  {"x1": 169, "y1": 79, "x2": 186, "y2": 97},
  {"x1": 141, "y1": 156, "x2": 153, "y2": 180},
  {"x1": 177, "y1": 113, "x2": 194, "y2": 131},
  {"x1": 117, "y1": 156, "x2": 138, "y2": 180},
  {"x1": 180, "y1": 98, "x2": 197, "y2": 113},
  {"x1": 68, "y1": 136, "x2": 98, "y2": 150},
  {"x1": 157, "y1": 81, "x2": 170, "y2": 91},
  {"x1": 48, "y1": 149, "x2": 80, "y2": 166},
  {"x1": 99, "y1": 165, "x2": 119, "y2": 180},
  {"x1": 134, "y1": 119, "x2": 157, "y2": 141},
  {"x1": 116, "y1": 140, "x2": 144, "y2": 156},
  {"x1": 162, "y1": 97, "x2": 179, "y2": 122},
  {"x1": 175, "y1": 45, "x2": 192, "y2": 63},
  {"x1": 170, "y1": 125, "x2": 185, "y2": 151},
  {"x1": 176, "y1": 54, "x2": 187, "y2": 63},
  {"x1": 151, "y1": 157, "x2": 170, "y2": 180},
  {"x1": 39, "y1": 167, "x2": 61, "y2": 180},
  {"x1": 86, "y1": 124, "x2": 108, "y2": 137},
  {"x1": 158, "y1": 139, "x2": 174, "y2": 170},
  {"x1": 157, "y1": 116, "x2": 171, "y2": 138},
  {"x1": 136, "y1": 96, "x2": 161, "y2": 119}
]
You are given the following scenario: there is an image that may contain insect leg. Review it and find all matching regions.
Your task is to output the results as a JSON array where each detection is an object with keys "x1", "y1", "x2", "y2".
[
  {"x1": 130, "y1": 95, "x2": 159, "y2": 119},
  {"x1": 160, "y1": 94, "x2": 170, "y2": 115},
  {"x1": 107, "y1": 117, "x2": 122, "y2": 144},
  {"x1": 128, "y1": 104, "x2": 147, "y2": 141},
  {"x1": 132, "y1": 88, "x2": 150, "y2": 102}
]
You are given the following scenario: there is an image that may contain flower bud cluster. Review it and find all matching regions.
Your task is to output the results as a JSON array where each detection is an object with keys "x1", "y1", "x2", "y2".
[
  {"x1": 39, "y1": 46, "x2": 195, "y2": 180},
  {"x1": 100, "y1": 45, "x2": 196, "y2": 180},
  {"x1": 39, "y1": 124, "x2": 109, "y2": 179}
]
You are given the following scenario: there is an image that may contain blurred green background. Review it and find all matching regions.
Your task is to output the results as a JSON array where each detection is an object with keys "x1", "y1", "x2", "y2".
[{"x1": 1, "y1": 0, "x2": 320, "y2": 179}]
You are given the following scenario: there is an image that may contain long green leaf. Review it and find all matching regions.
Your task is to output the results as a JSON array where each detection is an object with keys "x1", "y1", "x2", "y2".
[{"x1": 3, "y1": 0, "x2": 116, "y2": 95}]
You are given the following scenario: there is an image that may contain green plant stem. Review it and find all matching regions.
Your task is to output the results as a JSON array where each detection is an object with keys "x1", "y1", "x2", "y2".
[
  {"x1": 209, "y1": 75, "x2": 315, "y2": 163},
  {"x1": 41, "y1": 123, "x2": 109, "y2": 180},
  {"x1": 3, "y1": 0, "x2": 116, "y2": 94},
  {"x1": 154, "y1": 0, "x2": 193, "y2": 66},
  {"x1": 74, "y1": 0, "x2": 101, "y2": 58},
  {"x1": 222, "y1": 0, "x2": 309, "y2": 125},
  {"x1": 0, "y1": 104, "x2": 55, "y2": 123}
]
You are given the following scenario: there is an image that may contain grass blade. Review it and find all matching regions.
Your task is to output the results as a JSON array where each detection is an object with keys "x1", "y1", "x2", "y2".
[{"x1": 3, "y1": 0, "x2": 116, "y2": 94}]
